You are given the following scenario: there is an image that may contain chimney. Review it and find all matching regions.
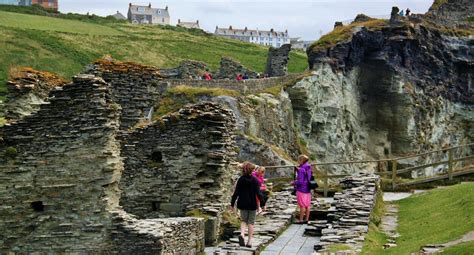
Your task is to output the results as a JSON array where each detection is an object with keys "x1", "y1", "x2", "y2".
[
  {"x1": 178, "y1": 19, "x2": 180, "y2": 23},
  {"x1": 165, "y1": 5, "x2": 168, "y2": 10},
  {"x1": 148, "y1": 3, "x2": 151, "y2": 8},
  {"x1": 216, "y1": 25, "x2": 218, "y2": 29},
  {"x1": 117, "y1": 11, "x2": 119, "y2": 14},
  {"x1": 129, "y1": 3, "x2": 131, "y2": 7},
  {"x1": 244, "y1": 26, "x2": 248, "y2": 31},
  {"x1": 197, "y1": 20, "x2": 199, "y2": 24},
  {"x1": 229, "y1": 25, "x2": 233, "y2": 30}
]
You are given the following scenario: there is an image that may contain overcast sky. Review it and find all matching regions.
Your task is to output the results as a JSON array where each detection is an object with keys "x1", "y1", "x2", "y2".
[{"x1": 59, "y1": 0, "x2": 433, "y2": 40}]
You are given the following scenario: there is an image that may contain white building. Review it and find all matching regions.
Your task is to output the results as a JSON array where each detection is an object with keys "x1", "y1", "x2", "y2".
[
  {"x1": 177, "y1": 19, "x2": 200, "y2": 29},
  {"x1": 214, "y1": 26, "x2": 290, "y2": 48},
  {"x1": 127, "y1": 3, "x2": 170, "y2": 25},
  {"x1": 290, "y1": 38, "x2": 314, "y2": 51}
]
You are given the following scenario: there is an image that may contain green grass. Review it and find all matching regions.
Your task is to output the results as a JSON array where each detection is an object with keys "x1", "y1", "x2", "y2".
[
  {"x1": 309, "y1": 19, "x2": 389, "y2": 53},
  {"x1": 0, "y1": 11, "x2": 123, "y2": 35},
  {"x1": 361, "y1": 189, "x2": 387, "y2": 254},
  {"x1": 431, "y1": 0, "x2": 448, "y2": 10},
  {"x1": 0, "y1": 8, "x2": 307, "y2": 114},
  {"x1": 362, "y1": 182, "x2": 474, "y2": 254},
  {"x1": 442, "y1": 240, "x2": 474, "y2": 254}
]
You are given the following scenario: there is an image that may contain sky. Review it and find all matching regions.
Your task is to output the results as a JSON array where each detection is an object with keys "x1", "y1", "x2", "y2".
[{"x1": 59, "y1": 0, "x2": 434, "y2": 40}]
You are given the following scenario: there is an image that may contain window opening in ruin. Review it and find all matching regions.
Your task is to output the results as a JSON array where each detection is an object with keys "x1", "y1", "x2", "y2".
[
  {"x1": 152, "y1": 202, "x2": 160, "y2": 211},
  {"x1": 31, "y1": 201, "x2": 44, "y2": 212},
  {"x1": 151, "y1": 151, "x2": 163, "y2": 163}
]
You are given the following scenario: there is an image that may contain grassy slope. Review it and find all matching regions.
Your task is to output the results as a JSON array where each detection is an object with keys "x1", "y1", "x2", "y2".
[
  {"x1": 0, "y1": 8, "x2": 307, "y2": 108},
  {"x1": 442, "y1": 240, "x2": 474, "y2": 254},
  {"x1": 362, "y1": 183, "x2": 474, "y2": 254}
]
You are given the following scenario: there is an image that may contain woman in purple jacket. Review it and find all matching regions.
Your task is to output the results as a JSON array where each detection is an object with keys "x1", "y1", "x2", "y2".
[{"x1": 292, "y1": 155, "x2": 313, "y2": 224}]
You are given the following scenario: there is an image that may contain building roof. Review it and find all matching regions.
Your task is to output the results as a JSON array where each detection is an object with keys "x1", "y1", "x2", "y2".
[
  {"x1": 177, "y1": 19, "x2": 200, "y2": 29},
  {"x1": 112, "y1": 11, "x2": 127, "y2": 20},
  {"x1": 128, "y1": 3, "x2": 169, "y2": 18},
  {"x1": 215, "y1": 26, "x2": 288, "y2": 37}
]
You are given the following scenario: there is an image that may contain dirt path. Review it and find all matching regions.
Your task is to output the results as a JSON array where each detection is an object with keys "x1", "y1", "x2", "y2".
[{"x1": 420, "y1": 231, "x2": 474, "y2": 254}]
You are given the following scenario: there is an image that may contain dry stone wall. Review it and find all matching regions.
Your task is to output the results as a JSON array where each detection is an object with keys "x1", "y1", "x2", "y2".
[
  {"x1": 314, "y1": 175, "x2": 380, "y2": 254},
  {"x1": 0, "y1": 74, "x2": 206, "y2": 254},
  {"x1": 165, "y1": 74, "x2": 301, "y2": 94},
  {"x1": 85, "y1": 59, "x2": 166, "y2": 131},
  {"x1": 120, "y1": 102, "x2": 237, "y2": 218},
  {"x1": 5, "y1": 67, "x2": 66, "y2": 121}
]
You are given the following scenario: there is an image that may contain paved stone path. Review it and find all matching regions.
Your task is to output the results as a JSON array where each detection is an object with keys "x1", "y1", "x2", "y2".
[{"x1": 261, "y1": 224, "x2": 320, "y2": 255}]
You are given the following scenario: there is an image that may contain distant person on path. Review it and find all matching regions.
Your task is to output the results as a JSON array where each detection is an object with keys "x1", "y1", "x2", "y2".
[
  {"x1": 399, "y1": 9, "x2": 405, "y2": 16},
  {"x1": 236, "y1": 74, "x2": 243, "y2": 81},
  {"x1": 292, "y1": 155, "x2": 313, "y2": 224},
  {"x1": 256, "y1": 73, "x2": 261, "y2": 79},
  {"x1": 243, "y1": 73, "x2": 249, "y2": 80},
  {"x1": 230, "y1": 162, "x2": 263, "y2": 247},
  {"x1": 406, "y1": 8, "x2": 411, "y2": 16},
  {"x1": 203, "y1": 71, "x2": 212, "y2": 80},
  {"x1": 252, "y1": 166, "x2": 270, "y2": 214}
]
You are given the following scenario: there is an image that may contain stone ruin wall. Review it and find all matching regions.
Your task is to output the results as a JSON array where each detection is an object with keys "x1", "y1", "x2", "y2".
[
  {"x1": 85, "y1": 59, "x2": 166, "y2": 131},
  {"x1": 265, "y1": 44, "x2": 292, "y2": 77},
  {"x1": 0, "y1": 74, "x2": 206, "y2": 254},
  {"x1": 164, "y1": 73, "x2": 301, "y2": 94},
  {"x1": 215, "y1": 57, "x2": 258, "y2": 79},
  {"x1": 5, "y1": 67, "x2": 67, "y2": 122},
  {"x1": 120, "y1": 102, "x2": 237, "y2": 218}
]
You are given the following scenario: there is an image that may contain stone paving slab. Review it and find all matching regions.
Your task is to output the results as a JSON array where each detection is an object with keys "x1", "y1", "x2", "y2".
[
  {"x1": 261, "y1": 224, "x2": 320, "y2": 255},
  {"x1": 206, "y1": 190, "x2": 297, "y2": 255}
]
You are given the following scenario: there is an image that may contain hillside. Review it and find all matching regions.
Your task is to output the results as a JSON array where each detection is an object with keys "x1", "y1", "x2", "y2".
[{"x1": 0, "y1": 7, "x2": 308, "y2": 110}]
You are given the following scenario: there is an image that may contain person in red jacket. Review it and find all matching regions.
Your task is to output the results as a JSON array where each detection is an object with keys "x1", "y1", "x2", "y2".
[{"x1": 203, "y1": 71, "x2": 212, "y2": 80}]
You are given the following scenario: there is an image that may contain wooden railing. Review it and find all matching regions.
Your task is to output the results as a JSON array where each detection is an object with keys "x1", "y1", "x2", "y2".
[{"x1": 264, "y1": 143, "x2": 474, "y2": 196}]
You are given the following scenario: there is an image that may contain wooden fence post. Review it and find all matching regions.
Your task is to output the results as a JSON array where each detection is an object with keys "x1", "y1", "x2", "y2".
[
  {"x1": 324, "y1": 168, "x2": 328, "y2": 198},
  {"x1": 448, "y1": 148, "x2": 454, "y2": 181},
  {"x1": 392, "y1": 160, "x2": 398, "y2": 190}
]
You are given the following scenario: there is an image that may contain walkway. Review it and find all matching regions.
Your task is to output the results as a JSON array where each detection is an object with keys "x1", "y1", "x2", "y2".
[{"x1": 261, "y1": 224, "x2": 319, "y2": 255}]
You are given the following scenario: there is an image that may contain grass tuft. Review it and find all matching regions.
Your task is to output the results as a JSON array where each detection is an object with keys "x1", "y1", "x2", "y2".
[
  {"x1": 431, "y1": 0, "x2": 448, "y2": 10},
  {"x1": 309, "y1": 19, "x2": 389, "y2": 53}
]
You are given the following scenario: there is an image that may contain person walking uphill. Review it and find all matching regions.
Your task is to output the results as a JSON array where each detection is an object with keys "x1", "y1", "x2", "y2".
[
  {"x1": 292, "y1": 155, "x2": 313, "y2": 224},
  {"x1": 230, "y1": 162, "x2": 264, "y2": 248}
]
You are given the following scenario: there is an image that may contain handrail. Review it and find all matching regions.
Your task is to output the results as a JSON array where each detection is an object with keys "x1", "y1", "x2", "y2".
[
  {"x1": 261, "y1": 143, "x2": 474, "y2": 169},
  {"x1": 260, "y1": 143, "x2": 473, "y2": 195}
]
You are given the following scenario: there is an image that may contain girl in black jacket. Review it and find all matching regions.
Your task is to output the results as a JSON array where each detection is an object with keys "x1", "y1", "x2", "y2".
[{"x1": 230, "y1": 162, "x2": 263, "y2": 247}]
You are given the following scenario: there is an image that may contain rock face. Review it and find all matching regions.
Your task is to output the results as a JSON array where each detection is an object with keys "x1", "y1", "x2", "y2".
[
  {"x1": 265, "y1": 44, "x2": 292, "y2": 77},
  {"x1": 427, "y1": 0, "x2": 474, "y2": 27},
  {"x1": 216, "y1": 57, "x2": 258, "y2": 79},
  {"x1": 5, "y1": 67, "x2": 66, "y2": 121},
  {"x1": 120, "y1": 102, "x2": 237, "y2": 218},
  {"x1": 303, "y1": 11, "x2": 473, "y2": 174}
]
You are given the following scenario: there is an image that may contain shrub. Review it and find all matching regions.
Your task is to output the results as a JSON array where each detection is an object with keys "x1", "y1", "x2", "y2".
[{"x1": 4, "y1": 146, "x2": 17, "y2": 159}]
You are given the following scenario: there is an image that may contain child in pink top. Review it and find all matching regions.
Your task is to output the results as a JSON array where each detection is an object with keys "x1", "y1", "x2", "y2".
[{"x1": 252, "y1": 166, "x2": 269, "y2": 214}]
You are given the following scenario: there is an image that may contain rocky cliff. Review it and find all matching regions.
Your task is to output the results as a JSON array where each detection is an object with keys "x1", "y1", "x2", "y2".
[{"x1": 301, "y1": 2, "x2": 473, "y2": 174}]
